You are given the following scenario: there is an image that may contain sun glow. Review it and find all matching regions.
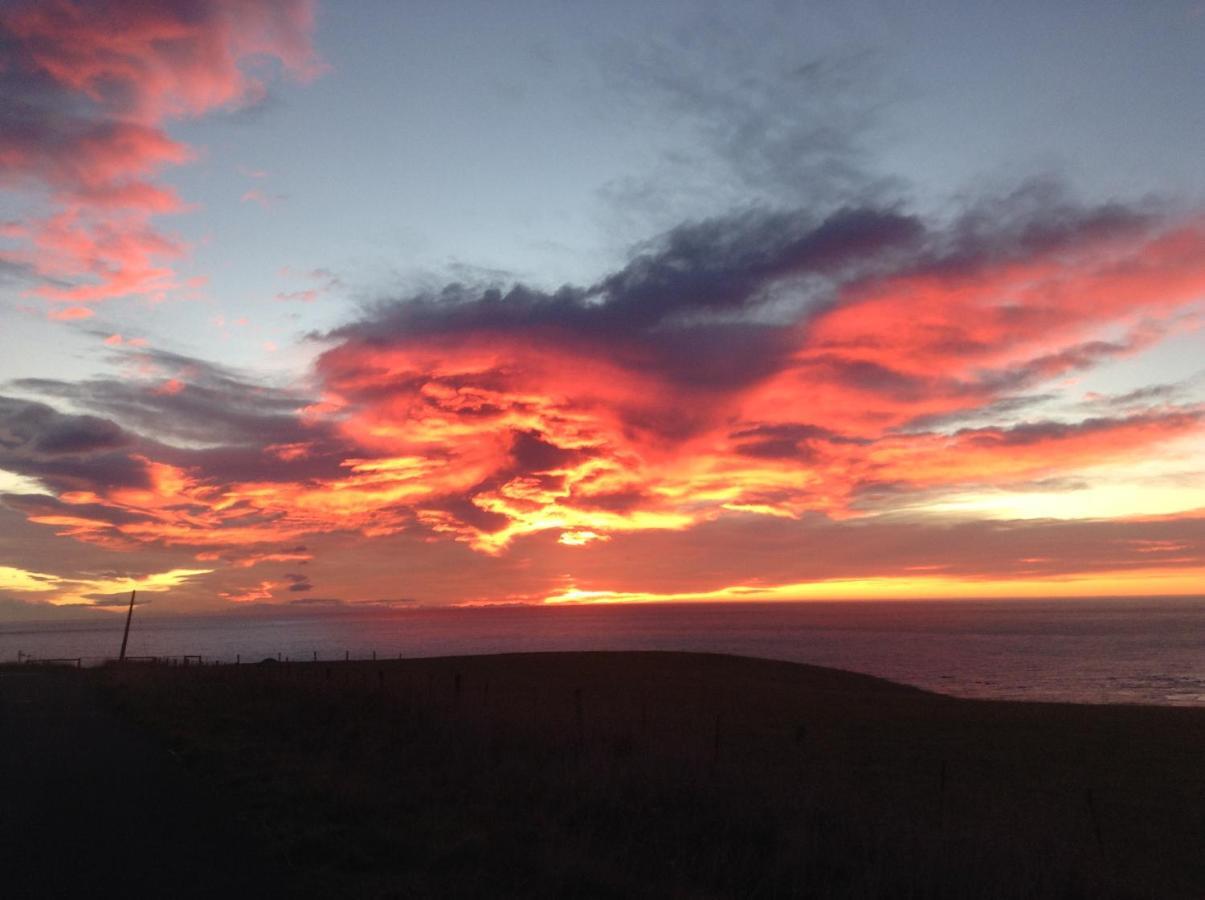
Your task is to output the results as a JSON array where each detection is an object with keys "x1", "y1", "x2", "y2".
[{"x1": 542, "y1": 567, "x2": 1205, "y2": 605}]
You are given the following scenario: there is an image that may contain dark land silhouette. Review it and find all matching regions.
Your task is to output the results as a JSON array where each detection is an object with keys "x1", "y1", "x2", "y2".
[
  {"x1": 0, "y1": 665, "x2": 281, "y2": 897},
  {"x1": 6, "y1": 652, "x2": 1204, "y2": 897}
]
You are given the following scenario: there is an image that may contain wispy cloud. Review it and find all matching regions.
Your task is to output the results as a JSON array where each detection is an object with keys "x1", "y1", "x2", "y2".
[{"x1": 0, "y1": 0, "x2": 322, "y2": 313}]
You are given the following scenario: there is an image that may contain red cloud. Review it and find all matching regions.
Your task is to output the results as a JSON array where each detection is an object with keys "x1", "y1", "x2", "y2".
[
  {"x1": 0, "y1": 0, "x2": 322, "y2": 310},
  {"x1": 303, "y1": 206, "x2": 1205, "y2": 550},
  {"x1": 4, "y1": 198, "x2": 1204, "y2": 603}
]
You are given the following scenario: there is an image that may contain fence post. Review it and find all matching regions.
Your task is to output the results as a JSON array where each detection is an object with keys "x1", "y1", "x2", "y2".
[{"x1": 118, "y1": 589, "x2": 136, "y2": 661}]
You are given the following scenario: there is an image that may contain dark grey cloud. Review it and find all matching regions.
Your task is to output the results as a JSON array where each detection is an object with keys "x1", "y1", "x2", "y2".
[
  {"x1": 338, "y1": 205, "x2": 920, "y2": 342},
  {"x1": 730, "y1": 422, "x2": 868, "y2": 460},
  {"x1": 1082, "y1": 371, "x2": 1205, "y2": 413},
  {"x1": 12, "y1": 348, "x2": 312, "y2": 447},
  {"x1": 0, "y1": 396, "x2": 148, "y2": 493},
  {"x1": 325, "y1": 204, "x2": 924, "y2": 394},
  {"x1": 0, "y1": 256, "x2": 48, "y2": 288},
  {"x1": 325, "y1": 185, "x2": 1164, "y2": 419},
  {"x1": 958, "y1": 411, "x2": 1203, "y2": 449},
  {"x1": 931, "y1": 178, "x2": 1153, "y2": 277},
  {"x1": 8, "y1": 347, "x2": 354, "y2": 484},
  {"x1": 900, "y1": 395, "x2": 1058, "y2": 432},
  {"x1": 0, "y1": 396, "x2": 131, "y2": 454},
  {"x1": 283, "y1": 572, "x2": 313, "y2": 593}
]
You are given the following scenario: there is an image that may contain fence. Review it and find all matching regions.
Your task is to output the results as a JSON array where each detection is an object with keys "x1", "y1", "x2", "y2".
[{"x1": 7, "y1": 649, "x2": 407, "y2": 668}]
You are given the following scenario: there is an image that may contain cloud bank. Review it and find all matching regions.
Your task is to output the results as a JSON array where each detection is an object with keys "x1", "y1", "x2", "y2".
[{"x1": 3, "y1": 184, "x2": 1204, "y2": 605}]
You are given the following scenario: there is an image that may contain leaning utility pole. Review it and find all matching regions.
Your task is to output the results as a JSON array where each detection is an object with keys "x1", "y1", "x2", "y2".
[{"x1": 118, "y1": 589, "x2": 136, "y2": 661}]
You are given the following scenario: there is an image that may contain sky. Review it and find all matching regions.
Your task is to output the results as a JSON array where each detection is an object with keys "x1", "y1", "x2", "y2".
[{"x1": 1, "y1": 0, "x2": 1204, "y2": 616}]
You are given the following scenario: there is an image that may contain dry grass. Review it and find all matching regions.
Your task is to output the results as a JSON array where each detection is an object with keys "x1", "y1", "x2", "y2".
[{"x1": 99, "y1": 652, "x2": 1205, "y2": 898}]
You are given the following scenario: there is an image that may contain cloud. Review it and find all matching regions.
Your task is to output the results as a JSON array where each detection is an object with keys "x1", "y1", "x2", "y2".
[
  {"x1": 241, "y1": 188, "x2": 287, "y2": 208},
  {"x1": 2, "y1": 184, "x2": 1204, "y2": 601},
  {"x1": 0, "y1": 562, "x2": 210, "y2": 607},
  {"x1": 11, "y1": 346, "x2": 333, "y2": 453},
  {"x1": 220, "y1": 579, "x2": 279, "y2": 603},
  {"x1": 0, "y1": 256, "x2": 44, "y2": 287},
  {"x1": 0, "y1": 397, "x2": 149, "y2": 498},
  {"x1": 283, "y1": 572, "x2": 313, "y2": 592},
  {"x1": 306, "y1": 187, "x2": 1205, "y2": 550},
  {"x1": 505, "y1": 510, "x2": 1205, "y2": 604},
  {"x1": 0, "y1": 0, "x2": 322, "y2": 310},
  {"x1": 598, "y1": 32, "x2": 897, "y2": 229},
  {"x1": 276, "y1": 267, "x2": 341, "y2": 302}
]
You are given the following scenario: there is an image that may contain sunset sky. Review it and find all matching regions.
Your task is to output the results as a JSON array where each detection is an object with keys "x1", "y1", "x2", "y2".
[{"x1": 2, "y1": 0, "x2": 1204, "y2": 615}]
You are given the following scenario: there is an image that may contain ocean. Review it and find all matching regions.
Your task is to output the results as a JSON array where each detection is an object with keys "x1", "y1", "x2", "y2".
[{"x1": 2, "y1": 597, "x2": 1202, "y2": 706}]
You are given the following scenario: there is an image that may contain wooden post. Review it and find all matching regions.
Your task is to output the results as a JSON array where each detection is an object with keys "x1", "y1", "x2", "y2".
[{"x1": 118, "y1": 589, "x2": 136, "y2": 661}]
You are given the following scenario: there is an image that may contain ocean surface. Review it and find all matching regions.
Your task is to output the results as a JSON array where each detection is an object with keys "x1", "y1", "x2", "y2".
[{"x1": 2, "y1": 597, "x2": 1202, "y2": 706}]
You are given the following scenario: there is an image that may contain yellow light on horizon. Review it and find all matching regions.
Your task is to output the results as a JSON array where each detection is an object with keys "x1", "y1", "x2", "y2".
[{"x1": 542, "y1": 566, "x2": 1205, "y2": 605}]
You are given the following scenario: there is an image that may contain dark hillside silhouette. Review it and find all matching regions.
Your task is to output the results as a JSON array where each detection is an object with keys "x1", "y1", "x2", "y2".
[{"x1": 95, "y1": 652, "x2": 1205, "y2": 898}]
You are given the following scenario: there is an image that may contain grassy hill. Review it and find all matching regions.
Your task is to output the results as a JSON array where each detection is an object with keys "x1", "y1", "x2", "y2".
[{"x1": 99, "y1": 652, "x2": 1205, "y2": 898}]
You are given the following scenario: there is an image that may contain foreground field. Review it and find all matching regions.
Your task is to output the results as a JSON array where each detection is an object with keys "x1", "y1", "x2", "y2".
[{"x1": 99, "y1": 652, "x2": 1204, "y2": 898}]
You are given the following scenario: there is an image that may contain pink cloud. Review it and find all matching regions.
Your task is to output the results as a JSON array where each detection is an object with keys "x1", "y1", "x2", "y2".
[
  {"x1": 48, "y1": 305, "x2": 94, "y2": 321},
  {"x1": 0, "y1": 0, "x2": 323, "y2": 310}
]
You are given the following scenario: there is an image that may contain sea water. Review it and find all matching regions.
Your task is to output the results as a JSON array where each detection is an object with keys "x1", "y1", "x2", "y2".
[{"x1": 2, "y1": 597, "x2": 1202, "y2": 706}]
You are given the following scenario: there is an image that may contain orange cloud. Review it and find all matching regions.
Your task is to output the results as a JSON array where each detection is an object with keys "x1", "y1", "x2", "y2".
[
  {"x1": 220, "y1": 579, "x2": 280, "y2": 604},
  {"x1": 4, "y1": 197, "x2": 1205, "y2": 604},
  {"x1": 301, "y1": 207, "x2": 1205, "y2": 553}
]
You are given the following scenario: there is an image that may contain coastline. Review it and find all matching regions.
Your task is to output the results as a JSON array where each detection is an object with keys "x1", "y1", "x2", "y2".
[{"x1": 4, "y1": 597, "x2": 1202, "y2": 707}]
